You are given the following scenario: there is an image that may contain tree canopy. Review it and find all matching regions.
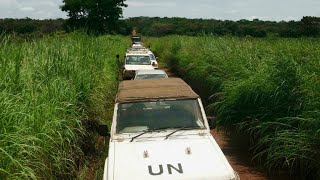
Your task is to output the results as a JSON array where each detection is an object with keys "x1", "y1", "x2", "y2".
[
  {"x1": 60, "y1": 0, "x2": 127, "y2": 34},
  {"x1": 125, "y1": 16, "x2": 320, "y2": 37},
  {"x1": 1, "y1": 16, "x2": 319, "y2": 38}
]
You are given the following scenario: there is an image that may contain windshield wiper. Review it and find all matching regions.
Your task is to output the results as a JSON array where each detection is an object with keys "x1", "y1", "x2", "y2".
[
  {"x1": 165, "y1": 126, "x2": 201, "y2": 140},
  {"x1": 130, "y1": 128, "x2": 167, "y2": 142}
]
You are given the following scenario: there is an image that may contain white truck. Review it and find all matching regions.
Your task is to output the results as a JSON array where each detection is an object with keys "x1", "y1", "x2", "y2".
[
  {"x1": 123, "y1": 51, "x2": 155, "y2": 79},
  {"x1": 98, "y1": 78, "x2": 239, "y2": 180},
  {"x1": 126, "y1": 48, "x2": 159, "y2": 69}
]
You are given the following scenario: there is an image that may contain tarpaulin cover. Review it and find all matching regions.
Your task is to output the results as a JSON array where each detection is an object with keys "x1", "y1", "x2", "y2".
[{"x1": 117, "y1": 78, "x2": 199, "y2": 103}]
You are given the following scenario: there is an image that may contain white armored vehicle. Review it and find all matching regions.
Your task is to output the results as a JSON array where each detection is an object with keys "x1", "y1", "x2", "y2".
[{"x1": 99, "y1": 78, "x2": 239, "y2": 180}]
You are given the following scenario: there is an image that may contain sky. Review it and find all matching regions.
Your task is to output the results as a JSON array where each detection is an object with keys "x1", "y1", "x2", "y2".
[{"x1": 0, "y1": 0, "x2": 319, "y2": 21}]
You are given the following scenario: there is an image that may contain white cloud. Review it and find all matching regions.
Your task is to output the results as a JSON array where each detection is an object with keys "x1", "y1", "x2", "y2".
[
  {"x1": 0, "y1": 0, "x2": 19, "y2": 9},
  {"x1": 124, "y1": 0, "x2": 320, "y2": 21},
  {"x1": 0, "y1": 0, "x2": 319, "y2": 20},
  {"x1": 283, "y1": 16, "x2": 299, "y2": 21},
  {"x1": 126, "y1": 2, "x2": 145, "y2": 7},
  {"x1": 226, "y1": 10, "x2": 239, "y2": 14},
  {"x1": 39, "y1": 1, "x2": 57, "y2": 7},
  {"x1": 20, "y1": 7, "x2": 35, "y2": 12},
  {"x1": 0, "y1": 0, "x2": 67, "y2": 19},
  {"x1": 127, "y1": 1, "x2": 176, "y2": 8},
  {"x1": 247, "y1": 16, "x2": 263, "y2": 20}
]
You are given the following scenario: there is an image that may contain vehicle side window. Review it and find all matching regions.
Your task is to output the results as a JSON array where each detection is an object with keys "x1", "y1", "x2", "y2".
[{"x1": 149, "y1": 54, "x2": 156, "y2": 60}]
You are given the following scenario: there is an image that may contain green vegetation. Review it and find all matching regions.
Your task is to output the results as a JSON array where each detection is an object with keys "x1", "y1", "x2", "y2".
[
  {"x1": 61, "y1": 0, "x2": 127, "y2": 34},
  {"x1": 128, "y1": 16, "x2": 320, "y2": 37},
  {"x1": 149, "y1": 36, "x2": 320, "y2": 178},
  {"x1": 0, "y1": 33, "x2": 128, "y2": 179},
  {"x1": 2, "y1": 16, "x2": 320, "y2": 38},
  {"x1": 0, "y1": 18, "x2": 65, "y2": 39}
]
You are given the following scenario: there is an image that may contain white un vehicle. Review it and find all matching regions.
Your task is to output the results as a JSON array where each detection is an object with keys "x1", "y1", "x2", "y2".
[
  {"x1": 98, "y1": 78, "x2": 239, "y2": 180},
  {"x1": 123, "y1": 51, "x2": 155, "y2": 79}
]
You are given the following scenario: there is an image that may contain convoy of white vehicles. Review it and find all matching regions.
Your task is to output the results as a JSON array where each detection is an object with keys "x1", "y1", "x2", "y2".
[
  {"x1": 98, "y1": 37, "x2": 239, "y2": 180},
  {"x1": 123, "y1": 43, "x2": 159, "y2": 79}
]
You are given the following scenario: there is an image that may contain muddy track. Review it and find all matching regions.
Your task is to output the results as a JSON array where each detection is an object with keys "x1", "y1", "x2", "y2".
[{"x1": 211, "y1": 129, "x2": 295, "y2": 180}]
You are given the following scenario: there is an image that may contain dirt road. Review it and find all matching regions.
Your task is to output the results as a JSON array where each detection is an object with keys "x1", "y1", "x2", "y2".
[{"x1": 211, "y1": 129, "x2": 296, "y2": 180}]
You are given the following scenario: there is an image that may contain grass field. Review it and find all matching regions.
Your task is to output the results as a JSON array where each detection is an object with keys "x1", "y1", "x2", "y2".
[
  {"x1": 1, "y1": 33, "x2": 319, "y2": 179},
  {"x1": 0, "y1": 33, "x2": 128, "y2": 179},
  {"x1": 148, "y1": 36, "x2": 320, "y2": 178}
]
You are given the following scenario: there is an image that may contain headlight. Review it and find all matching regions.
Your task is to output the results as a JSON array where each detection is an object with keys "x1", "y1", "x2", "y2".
[{"x1": 152, "y1": 62, "x2": 158, "y2": 68}]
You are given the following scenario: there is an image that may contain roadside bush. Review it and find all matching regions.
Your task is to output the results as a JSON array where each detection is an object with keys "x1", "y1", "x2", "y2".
[{"x1": 0, "y1": 33, "x2": 128, "y2": 179}]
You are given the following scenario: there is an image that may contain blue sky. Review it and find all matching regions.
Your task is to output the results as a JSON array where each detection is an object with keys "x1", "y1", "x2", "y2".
[{"x1": 0, "y1": 0, "x2": 319, "y2": 21}]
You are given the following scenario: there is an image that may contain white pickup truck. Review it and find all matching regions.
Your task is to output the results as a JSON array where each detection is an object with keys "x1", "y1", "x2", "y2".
[{"x1": 98, "y1": 78, "x2": 239, "y2": 180}]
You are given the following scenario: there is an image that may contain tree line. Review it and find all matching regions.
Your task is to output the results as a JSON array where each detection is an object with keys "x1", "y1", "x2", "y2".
[
  {"x1": 0, "y1": 16, "x2": 319, "y2": 38},
  {"x1": 0, "y1": 18, "x2": 65, "y2": 38},
  {"x1": 127, "y1": 16, "x2": 320, "y2": 37}
]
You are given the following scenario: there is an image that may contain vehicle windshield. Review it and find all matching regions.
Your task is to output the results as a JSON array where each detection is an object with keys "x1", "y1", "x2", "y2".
[
  {"x1": 126, "y1": 55, "x2": 151, "y2": 65},
  {"x1": 128, "y1": 48, "x2": 146, "y2": 52},
  {"x1": 149, "y1": 54, "x2": 156, "y2": 60},
  {"x1": 135, "y1": 74, "x2": 167, "y2": 80},
  {"x1": 132, "y1": 37, "x2": 141, "y2": 42},
  {"x1": 116, "y1": 99, "x2": 205, "y2": 133}
]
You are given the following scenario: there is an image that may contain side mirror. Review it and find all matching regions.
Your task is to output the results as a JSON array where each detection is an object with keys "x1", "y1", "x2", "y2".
[
  {"x1": 97, "y1": 124, "x2": 110, "y2": 137},
  {"x1": 207, "y1": 116, "x2": 216, "y2": 129},
  {"x1": 156, "y1": 57, "x2": 159, "y2": 60},
  {"x1": 116, "y1": 54, "x2": 120, "y2": 59}
]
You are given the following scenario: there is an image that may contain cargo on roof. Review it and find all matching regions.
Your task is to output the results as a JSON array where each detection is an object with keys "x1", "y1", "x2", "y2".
[{"x1": 117, "y1": 78, "x2": 199, "y2": 103}]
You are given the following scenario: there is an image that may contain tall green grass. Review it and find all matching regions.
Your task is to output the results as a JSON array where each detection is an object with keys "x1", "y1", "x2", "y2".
[
  {"x1": 0, "y1": 33, "x2": 128, "y2": 179},
  {"x1": 149, "y1": 36, "x2": 320, "y2": 178}
]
